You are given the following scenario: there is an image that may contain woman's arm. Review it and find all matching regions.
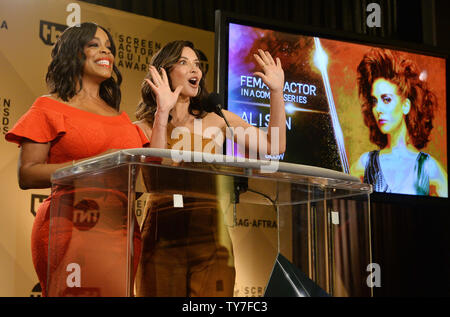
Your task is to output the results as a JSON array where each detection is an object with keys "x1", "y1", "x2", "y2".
[
  {"x1": 18, "y1": 141, "x2": 122, "y2": 189},
  {"x1": 254, "y1": 50, "x2": 286, "y2": 154},
  {"x1": 224, "y1": 50, "x2": 286, "y2": 156},
  {"x1": 18, "y1": 141, "x2": 70, "y2": 189}
]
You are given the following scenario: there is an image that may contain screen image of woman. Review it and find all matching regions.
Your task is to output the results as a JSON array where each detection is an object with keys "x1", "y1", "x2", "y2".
[{"x1": 351, "y1": 48, "x2": 448, "y2": 197}]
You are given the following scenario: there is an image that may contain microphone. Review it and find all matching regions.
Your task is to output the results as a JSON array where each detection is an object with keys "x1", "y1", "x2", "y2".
[
  {"x1": 205, "y1": 92, "x2": 225, "y2": 117},
  {"x1": 205, "y1": 93, "x2": 234, "y2": 156}
]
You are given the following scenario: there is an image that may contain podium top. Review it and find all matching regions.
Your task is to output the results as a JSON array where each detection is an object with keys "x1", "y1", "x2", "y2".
[{"x1": 51, "y1": 148, "x2": 372, "y2": 196}]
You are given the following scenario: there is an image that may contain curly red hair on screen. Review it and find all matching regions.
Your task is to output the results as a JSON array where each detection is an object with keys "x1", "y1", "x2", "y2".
[{"x1": 357, "y1": 48, "x2": 437, "y2": 149}]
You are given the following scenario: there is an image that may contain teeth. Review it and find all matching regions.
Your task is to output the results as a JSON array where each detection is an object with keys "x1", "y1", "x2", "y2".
[{"x1": 96, "y1": 60, "x2": 110, "y2": 66}]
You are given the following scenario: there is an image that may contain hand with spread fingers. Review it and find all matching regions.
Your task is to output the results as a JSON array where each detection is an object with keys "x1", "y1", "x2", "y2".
[
  {"x1": 145, "y1": 65, "x2": 183, "y2": 115},
  {"x1": 253, "y1": 49, "x2": 285, "y2": 93}
]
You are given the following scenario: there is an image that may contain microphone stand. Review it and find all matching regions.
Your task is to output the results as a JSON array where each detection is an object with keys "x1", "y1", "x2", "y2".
[
  {"x1": 206, "y1": 93, "x2": 235, "y2": 157},
  {"x1": 214, "y1": 105, "x2": 241, "y2": 226},
  {"x1": 218, "y1": 109, "x2": 235, "y2": 157},
  {"x1": 214, "y1": 105, "x2": 234, "y2": 157}
]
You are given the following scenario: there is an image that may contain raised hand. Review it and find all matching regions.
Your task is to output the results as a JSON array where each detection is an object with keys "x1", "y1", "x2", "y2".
[
  {"x1": 253, "y1": 49, "x2": 284, "y2": 93},
  {"x1": 145, "y1": 65, "x2": 183, "y2": 115}
]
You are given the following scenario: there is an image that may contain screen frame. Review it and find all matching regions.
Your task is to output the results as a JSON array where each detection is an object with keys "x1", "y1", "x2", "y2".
[{"x1": 214, "y1": 10, "x2": 450, "y2": 205}]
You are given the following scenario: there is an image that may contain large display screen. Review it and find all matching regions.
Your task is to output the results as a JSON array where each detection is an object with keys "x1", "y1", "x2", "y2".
[{"x1": 217, "y1": 15, "x2": 448, "y2": 198}]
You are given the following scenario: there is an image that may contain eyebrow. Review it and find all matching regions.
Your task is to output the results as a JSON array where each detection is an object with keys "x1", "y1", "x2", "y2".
[
  {"x1": 371, "y1": 92, "x2": 394, "y2": 97},
  {"x1": 89, "y1": 37, "x2": 111, "y2": 45},
  {"x1": 179, "y1": 56, "x2": 199, "y2": 62}
]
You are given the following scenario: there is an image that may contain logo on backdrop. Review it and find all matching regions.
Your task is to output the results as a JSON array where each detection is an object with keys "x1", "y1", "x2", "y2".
[
  {"x1": 235, "y1": 217, "x2": 277, "y2": 229},
  {"x1": 1, "y1": 97, "x2": 11, "y2": 135},
  {"x1": 31, "y1": 194, "x2": 49, "y2": 217},
  {"x1": 234, "y1": 285, "x2": 265, "y2": 297},
  {"x1": 115, "y1": 34, "x2": 210, "y2": 75},
  {"x1": 73, "y1": 199, "x2": 100, "y2": 231},
  {"x1": 30, "y1": 283, "x2": 42, "y2": 297},
  {"x1": 1, "y1": 20, "x2": 7, "y2": 30},
  {"x1": 39, "y1": 20, "x2": 67, "y2": 46},
  {"x1": 116, "y1": 33, "x2": 162, "y2": 72}
]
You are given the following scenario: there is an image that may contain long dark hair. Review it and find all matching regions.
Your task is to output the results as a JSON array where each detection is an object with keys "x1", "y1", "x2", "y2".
[
  {"x1": 46, "y1": 22, "x2": 122, "y2": 110},
  {"x1": 357, "y1": 48, "x2": 437, "y2": 149},
  {"x1": 135, "y1": 40, "x2": 208, "y2": 125}
]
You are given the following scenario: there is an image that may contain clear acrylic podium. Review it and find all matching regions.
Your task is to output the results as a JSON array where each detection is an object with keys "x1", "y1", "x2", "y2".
[{"x1": 47, "y1": 149, "x2": 372, "y2": 297}]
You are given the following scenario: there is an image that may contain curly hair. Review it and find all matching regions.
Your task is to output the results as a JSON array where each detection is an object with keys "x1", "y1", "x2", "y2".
[
  {"x1": 357, "y1": 48, "x2": 437, "y2": 149},
  {"x1": 135, "y1": 40, "x2": 208, "y2": 125},
  {"x1": 45, "y1": 22, "x2": 122, "y2": 110}
]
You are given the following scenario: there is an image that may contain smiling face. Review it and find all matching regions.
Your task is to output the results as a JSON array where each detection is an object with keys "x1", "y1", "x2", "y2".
[
  {"x1": 371, "y1": 78, "x2": 409, "y2": 135},
  {"x1": 168, "y1": 47, "x2": 202, "y2": 98},
  {"x1": 82, "y1": 27, "x2": 114, "y2": 81}
]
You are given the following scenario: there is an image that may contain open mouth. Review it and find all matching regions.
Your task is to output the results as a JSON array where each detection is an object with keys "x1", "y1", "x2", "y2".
[{"x1": 188, "y1": 78, "x2": 199, "y2": 86}]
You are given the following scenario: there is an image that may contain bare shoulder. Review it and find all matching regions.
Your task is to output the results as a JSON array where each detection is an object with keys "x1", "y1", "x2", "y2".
[
  {"x1": 202, "y1": 112, "x2": 227, "y2": 129},
  {"x1": 220, "y1": 109, "x2": 252, "y2": 128},
  {"x1": 133, "y1": 119, "x2": 148, "y2": 126},
  {"x1": 350, "y1": 151, "x2": 370, "y2": 177},
  {"x1": 426, "y1": 154, "x2": 447, "y2": 177},
  {"x1": 134, "y1": 119, "x2": 152, "y2": 138},
  {"x1": 221, "y1": 109, "x2": 241, "y2": 120},
  {"x1": 425, "y1": 154, "x2": 448, "y2": 196},
  {"x1": 356, "y1": 151, "x2": 370, "y2": 167},
  {"x1": 134, "y1": 119, "x2": 151, "y2": 129}
]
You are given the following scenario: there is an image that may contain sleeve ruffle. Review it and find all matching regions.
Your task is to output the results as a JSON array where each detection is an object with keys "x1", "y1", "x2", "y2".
[{"x1": 5, "y1": 106, "x2": 66, "y2": 146}]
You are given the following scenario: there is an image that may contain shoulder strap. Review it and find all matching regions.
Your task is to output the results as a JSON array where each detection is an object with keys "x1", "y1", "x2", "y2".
[
  {"x1": 414, "y1": 152, "x2": 430, "y2": 195},
  {"x1": 364, "y1": 150, "x2": 390, "y2": 192}
]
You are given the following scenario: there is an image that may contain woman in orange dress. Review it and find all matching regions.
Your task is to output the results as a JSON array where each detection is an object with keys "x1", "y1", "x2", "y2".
[{"x1": 5, "y1": 22, "x2": 149, "y2": 296}]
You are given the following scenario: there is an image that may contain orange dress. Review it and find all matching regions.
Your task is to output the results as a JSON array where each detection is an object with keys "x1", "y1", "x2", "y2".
[{"x1": 5, "y1": 96, "x2": 149, "y2": 296}]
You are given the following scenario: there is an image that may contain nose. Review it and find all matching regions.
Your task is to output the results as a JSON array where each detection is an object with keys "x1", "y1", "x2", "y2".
[
  {"x1": 190, "y1": 64, "x2": 198, "y2": 73},
  {"x1": 190, "y1": 60, "x2": 202, "y2": 73},
  {"x1": 100, "y1": 45, "x2": 111, "y2": 55},
  {"x1": 373, "y1": 100, "x2": 384, "y2": 114}
]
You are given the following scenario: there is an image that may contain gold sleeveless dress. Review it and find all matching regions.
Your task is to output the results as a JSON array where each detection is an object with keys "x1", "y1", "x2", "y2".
[{"x1": 135, "y1": 132, "x2": 235, "y2": 297}]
